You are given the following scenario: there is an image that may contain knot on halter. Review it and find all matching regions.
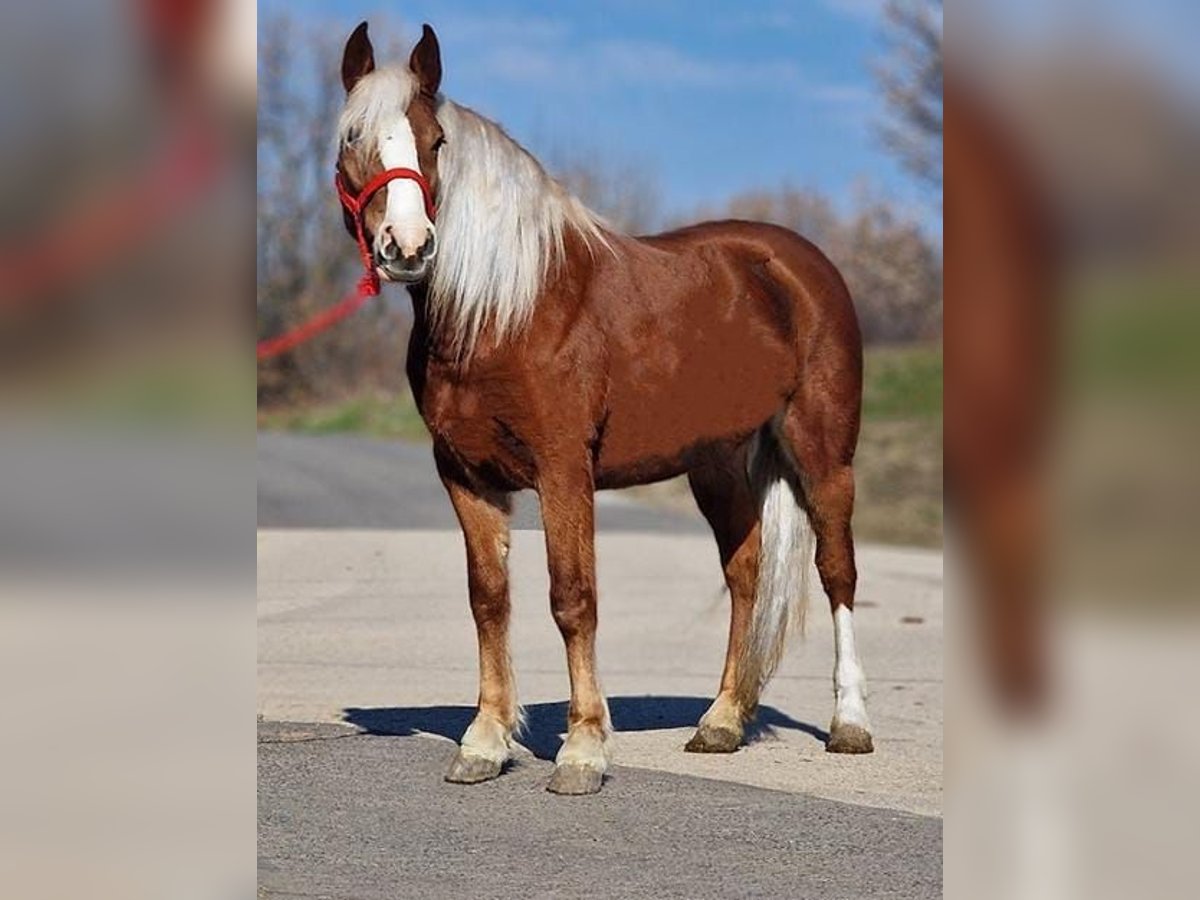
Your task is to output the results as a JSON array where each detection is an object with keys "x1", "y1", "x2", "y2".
[
  {"x1": 335, "y1": 167, "x2": 437, "y2": 296},
  {"x1": 358, "y1": 269, "x2": 382, "y2": 297}
]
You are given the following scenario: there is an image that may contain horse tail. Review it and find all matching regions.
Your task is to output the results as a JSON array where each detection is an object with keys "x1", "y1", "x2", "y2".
[{"x1": 734, "y1": 418, "x2": 816, "y2": 712}]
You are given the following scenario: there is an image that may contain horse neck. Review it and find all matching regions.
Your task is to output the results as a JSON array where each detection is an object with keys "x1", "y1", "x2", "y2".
[
  {"x1": 412, "y1": 226, "x2": 601, "y2": 369},
  {"x1": 425, "y1": 101, "x2": 608, "y2": 360}
]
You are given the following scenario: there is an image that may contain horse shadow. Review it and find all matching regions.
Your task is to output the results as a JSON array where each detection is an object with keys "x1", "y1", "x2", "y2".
[{"x1": 344, "y1": 695, "x2": 829, "y2": 761}]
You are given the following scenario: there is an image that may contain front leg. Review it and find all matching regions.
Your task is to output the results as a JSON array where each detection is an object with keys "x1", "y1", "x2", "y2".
[
  {"x1": 538, "y1": 461, "x2": 611, "y2": 795},
  {"x1": 438, "y1": 458, "x2": 519, "y2": 784}
]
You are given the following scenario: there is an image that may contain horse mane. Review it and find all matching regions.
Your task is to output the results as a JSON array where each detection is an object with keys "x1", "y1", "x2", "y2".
[
  {"x1": 337, "y1": 66, "x2": 418, "y2": 154},
  {"x1": 338, "y1": 66, "x2": 611, "y2": 357}
]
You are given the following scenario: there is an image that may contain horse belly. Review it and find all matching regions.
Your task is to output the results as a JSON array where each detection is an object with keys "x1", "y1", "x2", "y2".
[{"x1": 595, "y1": 350, "x2": 791, "y2": 487}]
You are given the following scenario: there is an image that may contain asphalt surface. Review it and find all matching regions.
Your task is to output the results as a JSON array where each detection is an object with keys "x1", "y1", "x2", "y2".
[
  {"x1": 257, "y1": 431, "x2": 943, "y2": 898},
  {"x1": 259, "y1": 721, "x2": 941, "y2": 900},
  {"x1": 258, "y1": 431, "x2": 707, "y2": 533}
]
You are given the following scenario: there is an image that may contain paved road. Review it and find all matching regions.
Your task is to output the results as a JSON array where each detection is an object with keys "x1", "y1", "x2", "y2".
[
  {"x1": 257, "y1": 432, "x2": 943, "y2": 898},
  {"x1": 260, "y1": 721, "x2": 941, "y2": 900},
  {"x1": 258, "y1": 431, "x2": 707, "y2": 533}
]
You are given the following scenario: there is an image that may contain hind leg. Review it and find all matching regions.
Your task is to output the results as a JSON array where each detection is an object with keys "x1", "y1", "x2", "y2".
[
  {"x1": 778, "y1": 406, "x2": 875, "y2": 754},
  {"x1": 684, "y1": 448, "x2": 761, "y2": 753}
]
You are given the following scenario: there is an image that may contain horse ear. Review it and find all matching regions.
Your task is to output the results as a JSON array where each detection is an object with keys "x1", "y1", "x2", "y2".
[
  {"x1": 342, "y1": 21, "x2": 375, "y2": 94},
  {"x1": 409, "y1": 24, "x2": 442, "y2": 96}
]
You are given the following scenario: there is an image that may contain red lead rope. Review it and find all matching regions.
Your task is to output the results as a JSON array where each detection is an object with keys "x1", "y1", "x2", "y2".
[
  {"x1": 256, "y1": 167, "x2": 436, "y2": 361},
  {"x1": 254, "y1": 281, "x2": 377, "y2": 361},
  {"x1": 0, "y1": 121, "x2": 217, "y2": 303}
]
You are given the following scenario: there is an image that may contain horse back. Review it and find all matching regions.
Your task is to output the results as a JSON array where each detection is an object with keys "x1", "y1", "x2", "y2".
[{"x1": 577, "y1": 219, "x2": 861, "y2": 485}]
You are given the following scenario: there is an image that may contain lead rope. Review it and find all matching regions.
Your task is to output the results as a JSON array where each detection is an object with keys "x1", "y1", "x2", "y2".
[{"x1": 256, "y1": 167, "x2": 434, "y2": 360}]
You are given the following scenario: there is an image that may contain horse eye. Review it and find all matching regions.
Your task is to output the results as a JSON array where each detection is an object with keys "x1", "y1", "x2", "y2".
[{"x1": 432, "y1": 136, "x2": 446, "y2": 153}]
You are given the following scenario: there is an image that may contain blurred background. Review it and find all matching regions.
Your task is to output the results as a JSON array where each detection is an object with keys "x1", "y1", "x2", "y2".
[
  {"x1": 946, "y1": 2, "x2": 1200, "y2": 900},
  {"x1": 0, "y1": 2, "x2": 254, "y2": 899}
]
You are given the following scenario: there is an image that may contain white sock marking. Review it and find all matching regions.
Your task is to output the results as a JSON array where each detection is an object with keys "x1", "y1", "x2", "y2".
[{"x1": 833, "y1": 605, "x2": 871, "y2": 730}]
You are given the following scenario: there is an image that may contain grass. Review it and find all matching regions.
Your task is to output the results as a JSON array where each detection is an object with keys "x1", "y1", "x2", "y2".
[
  {"x1": 1068, "y1": 270, "x2": 1200, "y2": 399},
  {"x1": 258, "y1": 341, "x2": 944, "y2": 547},
  {"x1": 862, "y1": 344, "x2": 943, "y2": 420},
  {"x1": 855, "y1": 344, "x2": 943, "y2": 546},
  {"x1": 258, "y1": 390, "x2": 428, "y2": 442},
  {"x1": 11, "y1": 347, "x2": 253, "y2": 432}
]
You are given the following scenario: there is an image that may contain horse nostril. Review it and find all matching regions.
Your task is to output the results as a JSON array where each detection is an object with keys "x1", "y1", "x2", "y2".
[
  {"x1": 378, "y1": 233, "x2": 400, "y2": 262},
  {"x1": 418, "y1": 233, "x2": 436, "y2": 260}
]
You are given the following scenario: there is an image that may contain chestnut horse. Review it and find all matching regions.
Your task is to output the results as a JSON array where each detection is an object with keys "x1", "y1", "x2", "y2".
[{"x1": 336, "y1": 22, "x2": 873, "y2": 794}]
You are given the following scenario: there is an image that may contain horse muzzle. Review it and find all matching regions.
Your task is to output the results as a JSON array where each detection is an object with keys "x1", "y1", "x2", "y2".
[
  {"x1": 374, "y1": 232, "x2": 436, "y2": 283},
  {"x1": 336, "y1": 166, "x2": 438, "y2": 288}
]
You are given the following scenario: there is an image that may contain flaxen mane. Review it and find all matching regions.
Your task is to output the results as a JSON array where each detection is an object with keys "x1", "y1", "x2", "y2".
[{"x1": 337, "y1": 66, "x2": 609, "y2": 355}]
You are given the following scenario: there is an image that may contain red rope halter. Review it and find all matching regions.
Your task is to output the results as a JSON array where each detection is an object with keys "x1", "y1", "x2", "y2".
[
  {"x1": 334, "y1": 166, "x2": 437, "y2": 296},
  {"x1": 255, "y1": 167, "x2": 436, "y2": 361}
]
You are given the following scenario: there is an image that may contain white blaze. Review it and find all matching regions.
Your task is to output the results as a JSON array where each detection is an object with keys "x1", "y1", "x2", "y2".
[{"x1": 376, "y1": 113, "x2": 433, "y2": 258}]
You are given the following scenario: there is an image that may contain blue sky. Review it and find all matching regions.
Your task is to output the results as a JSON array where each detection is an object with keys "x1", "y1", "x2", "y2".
[{"x1": 261, "y1": 0, "x2": 937, "y2": 236}]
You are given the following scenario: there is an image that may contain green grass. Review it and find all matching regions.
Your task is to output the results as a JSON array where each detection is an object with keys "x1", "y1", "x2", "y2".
[
  {"x1": 258, "y1": 390, "x2": 429, "y2": 441},
  {"x1": 17, "y1": 349, "x2": 252, "y2": 432},
  {"x1": 862, "y1": 343, "x2": 943, "y2": 421},
  {"x1": 856, "y1": 343, "x2": 943, "y2": 545},
  {"x1": 1069, "y1": 271, "x2": 1200, "y2": 399}
]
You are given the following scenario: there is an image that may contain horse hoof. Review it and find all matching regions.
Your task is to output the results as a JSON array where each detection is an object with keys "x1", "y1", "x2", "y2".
[
  {"x1": 546, "y1": 764, "x2": 603, "y2": 795},
  {"x1": 826, "y1": 723, "x2": 874, "y2": 754},
  {"x1": 444, "y1": 751, "x2": 503, "y2": 784},
  {"x1": 684, "y1": 725, "x2": 742, "y2": 754}
]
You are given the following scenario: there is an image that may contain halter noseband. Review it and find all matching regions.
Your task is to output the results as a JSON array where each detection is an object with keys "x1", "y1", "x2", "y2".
[{"x1": 335, "y1": 167, "x2": 437, "y2": 295}]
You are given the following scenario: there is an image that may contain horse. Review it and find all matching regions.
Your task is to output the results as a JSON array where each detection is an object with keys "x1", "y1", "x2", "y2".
[
  {"x1": 334, "y1": 21, "x2": 874, "y2": 795},
  {"x1": 944, "y1": 76, "x2": 1056, "y2": 715}
]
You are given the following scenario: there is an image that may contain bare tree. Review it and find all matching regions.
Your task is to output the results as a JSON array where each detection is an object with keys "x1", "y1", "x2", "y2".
[
  {"x1": 877, "y1": 0, "x2": 943, "y2": 191},
  {"x1": 553, "y1": 156, "x2": 662, "y2": 234},
  {"x1": 256, "y1": 13, "x2": 411, "y2": 404},
  {"x1": 725, "y1": 187, "x2": 840, "y2": 248},
  {"x1": 834, "y1": 195, "x2": 942, "y2": 341},
  {"x1": 714, "y1": 185, "x2": 941, "y2": 342}
]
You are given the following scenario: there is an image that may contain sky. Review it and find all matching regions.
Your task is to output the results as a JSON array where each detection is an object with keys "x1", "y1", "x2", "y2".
[{"x1": 260, "y1": 0, "x2": 937, "y2": 236}]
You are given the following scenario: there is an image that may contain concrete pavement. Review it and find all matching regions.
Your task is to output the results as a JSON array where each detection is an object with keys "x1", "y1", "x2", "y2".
[
  {"x1": 258, "y1": 529, "x2": 942, "y2": 816},
  {"x1": 257, "y1": 432, "x2": 943, "y2": 897}
]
